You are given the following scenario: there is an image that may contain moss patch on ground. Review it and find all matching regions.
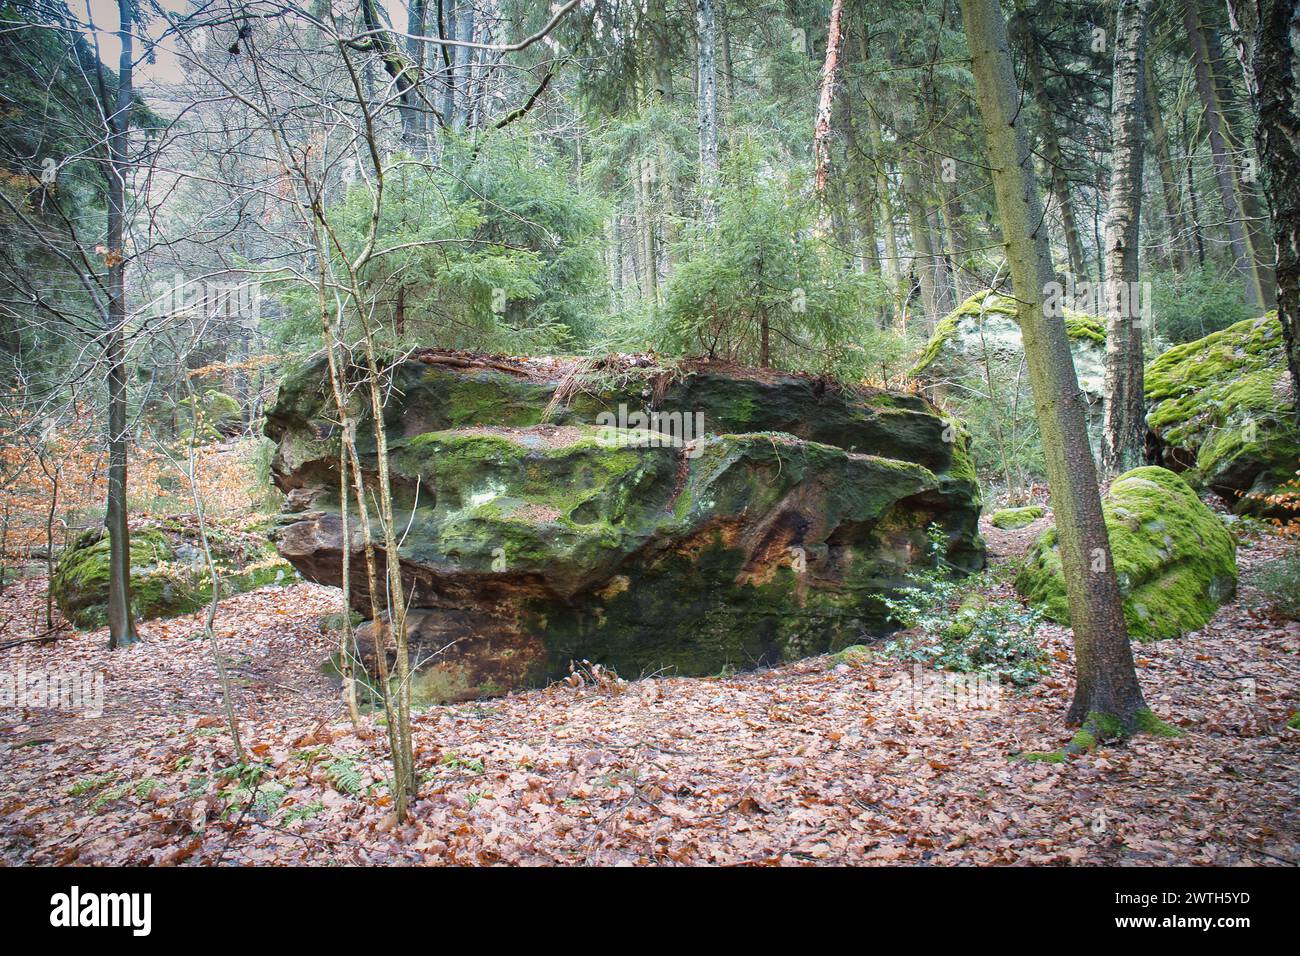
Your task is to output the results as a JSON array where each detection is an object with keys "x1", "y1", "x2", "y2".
[
  {"x1": 989, "y1": 505, "x2": 1045, "y2": 530},
  {"x1": 1016, "y1": 467, "x2": 1237, "y2": 641}
]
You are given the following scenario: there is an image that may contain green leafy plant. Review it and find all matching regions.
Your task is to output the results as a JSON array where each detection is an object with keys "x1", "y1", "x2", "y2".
[
  {"x1": 324, "y1": 755, "x2": 365, "y2": 794},
  {"x1": 882, "y1": 526, "x2": 1047, "y2": 686}
]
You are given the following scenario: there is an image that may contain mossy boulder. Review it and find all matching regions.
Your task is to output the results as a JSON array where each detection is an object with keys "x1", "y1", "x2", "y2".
[
  {"x1": 1016, "y1": 467, "x2": 1236, "y2": 641},
  {"x1": 267, "y1": 351, "x2": 985, "y2": 704},
  {"x1": 180, "y1": 389, "x2": 245, "y2": 440},
  {"x1": 1145, "y1": 313, "x2": 1298, "y2": 515},
  {"x1": 50, "y1": 517, "x2": 297, "y2": 629},
  {"x1": 989, "y1": 505, "x2": 1045, "y2": 530},
  {"x1": 912, "y1": 291, "x2": 1108, "y2": 454}
]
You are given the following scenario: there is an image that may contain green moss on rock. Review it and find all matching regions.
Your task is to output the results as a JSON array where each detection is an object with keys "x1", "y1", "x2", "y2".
[
  {"x1": 270, "y1": 352, "x2": 988, "y2": 704},
  {"x1": 51, "y1": 519, "x2": 296, "y2": 630},
  {"x1": 1016, "y1": 467, "x2": 1236, "y2": 641},
  {"x1": 1145, "y1": 313, "x2": 1299, "y2": 514},
  {"x1": 912, "y1": 290, "x2": 1106, "y2": 375},
  {"x1": 989, "y1": 505, "x2": 1045, "y2": 530}
]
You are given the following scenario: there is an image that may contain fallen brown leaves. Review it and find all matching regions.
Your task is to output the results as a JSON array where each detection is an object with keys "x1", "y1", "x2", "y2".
[{"x1": 0, "y1": 523, "x2": 1296, "y2": 866}]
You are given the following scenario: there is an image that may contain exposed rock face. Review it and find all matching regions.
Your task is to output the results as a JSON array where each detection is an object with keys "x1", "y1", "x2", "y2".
[
  {"x1": 267, "y1": 352, "x2": 985, "y2": 703},
  {"x1": 1016, "y1": 467, "x2": 1236, "y2": 641},
  {"x1": 912, "y1": 291, "x2": 1108, "y2": 450},
  {"x1": 1145, "y1": 314, "x2": 1298, "y2": 515},
  {"x1": 51, "y1": 517, "x2": 296, "y2": 629}
]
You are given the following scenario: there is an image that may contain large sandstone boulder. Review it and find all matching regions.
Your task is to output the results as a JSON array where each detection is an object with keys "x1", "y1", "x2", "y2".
[
  {"x1": 1145, "y1": 313, "x2": 1298, "y2": 515},
  {"x1": 266, "y1": 351, "x2": 985, "y2": 703},
  {"x1": 912, "y1": 290, "x2": 1108, "y2": 449},
  {"x1": 51, "y1": 517, "x2": 296, "y2": 629},
  {"x1": 1016, "y1": 467, "x2": 1236, "y2": 641}
]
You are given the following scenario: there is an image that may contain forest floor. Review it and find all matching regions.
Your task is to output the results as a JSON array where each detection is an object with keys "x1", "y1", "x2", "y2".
[{"x1": 1, "y1": 516, "x2": 1297, "y2": 866}]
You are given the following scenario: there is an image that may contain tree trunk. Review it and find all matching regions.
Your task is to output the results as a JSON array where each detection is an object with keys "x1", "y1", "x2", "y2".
[
  {"x1": 697, "y1": 0, "x2": 720, "y2": 225},
  {"x1": 960, "y1": 0, "x2": 1149, "y2": 735},
  {"x1": 814, "y1": 0, "x2": 846, "y2": 204},
  {"x1": 866, "y1": 103, "x2": 903, "y2": 317},
  {"x1": 720, "y1": 0, "x2": 736, "y2": 107},
  {"x1": 1185, "y1": 0, "x2": 1269, "y2": 308},
  {"x1": 1144, "y1": 57, "x2": 1192, "y2": 271},
  {"x1": 1101, "y1": 0, "x2": 1151, "y2": 477},
  {"x1": 106, "y1": 0, "x2": 137, "y2": 649},
  {"x1": 1229, "y1": 0, "x2": 1300, "y2": 424},
  {"x1": 903, "y1": 153, "x2": 945, "y2": 323},
  {"x1": 1020, "y1": 20, "x2": 1088, "y2": 277},
  {"x1": 1207, "y1": 23, "x2": 1277, "y2": 307}
]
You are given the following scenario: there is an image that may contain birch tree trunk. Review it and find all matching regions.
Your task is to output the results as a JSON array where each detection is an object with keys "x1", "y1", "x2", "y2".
[
  {"x1": 1101, "y1": 0, "x2": 1151, "y2": 477},
  {"x1": 960, "y1": 0, "x2": 1150, "y2": 735},
  {"x1": 697, "y1": 0, "x2": 720, "y2": 225}
]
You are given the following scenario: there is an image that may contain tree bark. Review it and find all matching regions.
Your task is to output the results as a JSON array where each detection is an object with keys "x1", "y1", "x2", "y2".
[
  {"x1": 1101, "y1": 0, "x2": 1151, "y2": 477},
  {"x1": 814, "y1": 0, "x2": 846, "y2": 204},
  {"x1": 1144, "y1": 57, "x2": 1192, "y2": 271},
  {"x1": 866, "y1": 103, "x2": 903, "y2": 317},
  {"x1": 1228, "y1": 0, "x2": 1300, "y2": 424},
  {"x1": 106, "y1": 0, "x2": 137, "y2": 649},
  {"x1": 1019, "y1": 18, "x2": 1088, "y2": 277},
  {"x1": 696, "y1": 0, "x2": 720, "y2": 225},
  {"x1": 960, "y1": 0, "x2": 1148, "y2": 734},
  {"x1": 902, "y1": 150, "x2": 951, "y2": 323},
  {"x1": 1185, "y1": 0, "x2": 1269, "y2": 308}
]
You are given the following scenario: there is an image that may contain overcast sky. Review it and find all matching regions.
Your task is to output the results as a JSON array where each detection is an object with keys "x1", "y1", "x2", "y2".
[{"x1": 80, "y1": 0, "x2": 413, "y2": 85}]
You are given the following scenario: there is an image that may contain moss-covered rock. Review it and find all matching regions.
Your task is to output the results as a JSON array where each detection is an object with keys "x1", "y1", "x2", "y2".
[
  {"x1": 1016, "y1": 467, "x2": 1236, "y2": 641},
  {"x1": 180, "y1": 389, "x2": 245, "y2": 440},
  {"x1": 268, "y1": 351, "x2": 985, "y2": 704},
  {"x1": 50, "y1": 517, "x2": 297, "y2": 629},
  {"x1": 1145, "y1": 313, "x2": 1298, "y2": 515},
  {"x1": 911, "y1": 291, "x2": 1108, "y2": 452},
  {"x1": 989, "y1": 505, "x2": 1046, "y2": 530}
]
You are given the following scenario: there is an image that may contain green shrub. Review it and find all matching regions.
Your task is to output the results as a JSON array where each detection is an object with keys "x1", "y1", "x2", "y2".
[{"x1": 882, "y1": 526, "x2": 1047, "y2": 686}]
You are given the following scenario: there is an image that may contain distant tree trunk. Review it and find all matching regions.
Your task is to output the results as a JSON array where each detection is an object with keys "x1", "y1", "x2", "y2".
[
  {"x1": 1207, "y1": 23, "x2": 1277, "y2": 307},
  {"x1": 1020, "y1": 22, "x2": 1088, "y2": 277},
  {"x1": 903, "y1": 153, "x2": 946, "y2": 323},
  {"x1": 1101, "y1": 0, "x2": 1151, "y2": 477},
  {"x1": 960, "y1": 0, "x2": 1149, "y2": 735},
  {"x1": 636, "y1": 148, "x2": 658, "y2": 304},
  {"x1": 1144, "y1": 57, "x2": 1192, "y2": 271},
  {"x1": 1185, "y1": 0, "x2": 1268, "y2": 308},
  {"x1": 696, "y1": 0, "x2": 720, "y2": 225},
  {"x1": 866, "y1": 102, "x2": 902, "y2": 315},
  {"x1": 1228, "y1": 0, "x2": 1300, "y2": 423},
  {"x1": 842, "y1": 94, "x2": 882, "y2": 278},
  {"x1": 720, "y1": 0, "x2": 736, "y2": 107},
  {"x1": 440, "y1": 1, "x2": 457, "y2": 125},
  {"x1": 814, "y1": 0, "x2": 845, "y2": 205},
  {"x1": 649, "y1": 0, "x2": 674, "y2": 102},
  {"x1": 105, "y1": 0, "x2": 137, "y2": 649}
]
